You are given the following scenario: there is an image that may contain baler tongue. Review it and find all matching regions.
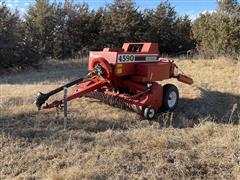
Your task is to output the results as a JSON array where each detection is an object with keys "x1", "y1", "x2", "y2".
[
  {"x1": 34, "y1": 77, "x2": 84, "y2": 110},
  {"x1": 34, "y1": 58, "x2": 112, "y2": 110}
]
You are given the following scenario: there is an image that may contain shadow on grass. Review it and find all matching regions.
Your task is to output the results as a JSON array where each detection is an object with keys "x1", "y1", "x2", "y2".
[
  {"x1": 0, "y1": 109, "x2": 134, "y2": 141},
  {"x1": 1, "y1": 89, "x2": 239, "y2": 141},
  {"x1": 163, "y1": 88, "x2": 240, "y2": 128}
]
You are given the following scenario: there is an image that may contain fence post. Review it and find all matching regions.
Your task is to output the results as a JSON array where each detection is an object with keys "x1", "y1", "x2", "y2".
[{"x1": 63, "y1": 86, "x2": 67, "y2": 130}]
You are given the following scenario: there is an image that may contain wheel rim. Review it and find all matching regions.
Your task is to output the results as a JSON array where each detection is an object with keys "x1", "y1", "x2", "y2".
[
  {"x1": 148, "y1": 108, "x2": 155, "y2": 118},
  {"x1": 168, "y1": 91, "x2": 177, "y2": 108}
]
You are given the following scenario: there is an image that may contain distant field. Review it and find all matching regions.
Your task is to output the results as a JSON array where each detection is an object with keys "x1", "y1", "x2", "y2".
[{"x1": 0, "y1": 58, "x2": 239, "y2": 179}]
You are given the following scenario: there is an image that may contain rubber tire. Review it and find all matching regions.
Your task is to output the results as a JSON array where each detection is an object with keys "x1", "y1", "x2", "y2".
[
  {"x1": 162, "y1": 84, "x2": 179, "y2": 111},
  {"x1": 144, "y1": 106, "x2": 156, "y2": 120}
]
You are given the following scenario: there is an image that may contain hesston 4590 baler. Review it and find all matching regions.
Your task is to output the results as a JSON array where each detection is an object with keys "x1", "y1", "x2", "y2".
[{"x1": 35, "y1": 43, "x2": 193, "y2": 119}]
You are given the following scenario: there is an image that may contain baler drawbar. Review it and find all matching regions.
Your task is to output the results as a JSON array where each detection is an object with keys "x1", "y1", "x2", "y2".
[{"x1": 35, "y1": 43, "x2": 193, "y2": 119}]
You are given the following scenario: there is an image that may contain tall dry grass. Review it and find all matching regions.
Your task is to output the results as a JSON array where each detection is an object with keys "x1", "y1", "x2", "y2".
[{"x1": 0, "y1": 58, "x2": 239, "y2": 179}]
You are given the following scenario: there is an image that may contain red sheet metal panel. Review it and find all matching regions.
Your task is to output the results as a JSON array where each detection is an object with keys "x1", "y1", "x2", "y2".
[
  {"x1": 114, "y1": 63, "x2": 136, "y2": 76},
  {"x1": 132, "y1": 62, "x2": 172, "y2": 82}
]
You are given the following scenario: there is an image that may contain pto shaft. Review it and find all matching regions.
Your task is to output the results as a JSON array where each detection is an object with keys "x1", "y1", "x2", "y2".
[{"x1": 34, "y1": 77, "x2": 83, "y2": 110}]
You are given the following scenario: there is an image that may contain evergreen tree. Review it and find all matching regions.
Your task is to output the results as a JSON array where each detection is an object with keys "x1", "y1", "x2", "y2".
[
  {"x1": 64, "y1": 2, "x2": 93, "y2": 55},
  {"x1": 25, "y1": 0, "x2": 60, "y2": 57},
  {"x1": 0, "y1": 2, "x2": 40, "y2": 69},
  {"x1": 174, "y1": 16, "x2": 194, "y2": 52},
  {"x1": 143, "y1": 1, "x2": 194, "y2": 53},
  {"x1": 101, "y1": 0, "x2": 144, "y2": 47},
  {"x1": 51, "y1": 2, "x2": 66, "y2": 59},
  {"x1": 218, "y1": 0, "x2": 239, "y2": 13},
  {"x1": 192, "y1": 0, "x2": 240, "y2": 58}
]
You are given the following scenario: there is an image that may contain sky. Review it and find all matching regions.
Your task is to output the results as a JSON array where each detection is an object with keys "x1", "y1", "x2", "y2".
[{"x1": 1, "y1": 0, "x2": 230, "y2": 20}]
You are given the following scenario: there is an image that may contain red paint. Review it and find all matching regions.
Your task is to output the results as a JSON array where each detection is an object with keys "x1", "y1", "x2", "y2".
[{"x1": 43, "y1": 43, "x2": 193, "y2": 115}]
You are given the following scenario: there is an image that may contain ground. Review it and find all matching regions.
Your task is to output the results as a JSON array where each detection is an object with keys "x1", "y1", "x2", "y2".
[{"x1": 0, "y1": 58, "x2": 239, "y2": 179}]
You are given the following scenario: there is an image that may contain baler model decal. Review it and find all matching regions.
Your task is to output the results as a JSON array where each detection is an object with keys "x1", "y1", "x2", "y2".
[
  {"x1": 118, "y1": 54, "x2": 135, "y2": 62},
  {"x1": 117, "y1": 54, "x2": 158, "y2": 63}
]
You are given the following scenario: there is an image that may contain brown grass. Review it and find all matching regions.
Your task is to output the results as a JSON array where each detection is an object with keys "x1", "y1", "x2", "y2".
[{"x1": 0, "y1": 58, "x2": 239, "y2": 179}]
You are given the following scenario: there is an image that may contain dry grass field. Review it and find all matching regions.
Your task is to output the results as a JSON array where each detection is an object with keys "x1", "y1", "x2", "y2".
[{"x1": 0, "y1": 58, "x2": 239, "y2": 179}]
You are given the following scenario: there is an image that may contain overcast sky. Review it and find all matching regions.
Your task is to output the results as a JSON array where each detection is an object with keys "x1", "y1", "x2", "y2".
[{"x1": 3, "y1": 0, "x2": 237, "y2": 20}]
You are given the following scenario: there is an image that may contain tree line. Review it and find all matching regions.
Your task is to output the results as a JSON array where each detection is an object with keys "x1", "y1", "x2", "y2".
[
  {"x1": 0, "y1": 0, "x2": 239, "y2": 69},
  {"x1": 192, "y1": 0, "x2": 239, "y2": 58}
]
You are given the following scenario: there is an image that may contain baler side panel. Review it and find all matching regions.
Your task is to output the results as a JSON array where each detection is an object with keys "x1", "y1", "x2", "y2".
[
  {"x1": 114, "y1": 63, "x2": 136, "y2": 77},
  {"x1": 131, "y1": 62, "x2": 172, "y2": 82},
  {"x1": 139, "y1": 82, "x2": 163, "y2": 110}
]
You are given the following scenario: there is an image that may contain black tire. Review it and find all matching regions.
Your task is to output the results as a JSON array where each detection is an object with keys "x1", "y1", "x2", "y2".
[
  {"x1": 162, "y1": 84, "x2": 179, "y2": 111},
  {"x1": 143, "y1": 106, "x2": 156, "y2": 119}
]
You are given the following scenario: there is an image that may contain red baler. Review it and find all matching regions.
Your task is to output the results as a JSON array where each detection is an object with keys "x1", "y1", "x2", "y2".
[{"x1": 35, "y1": 43, "x2": 193, "y2": 119}]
